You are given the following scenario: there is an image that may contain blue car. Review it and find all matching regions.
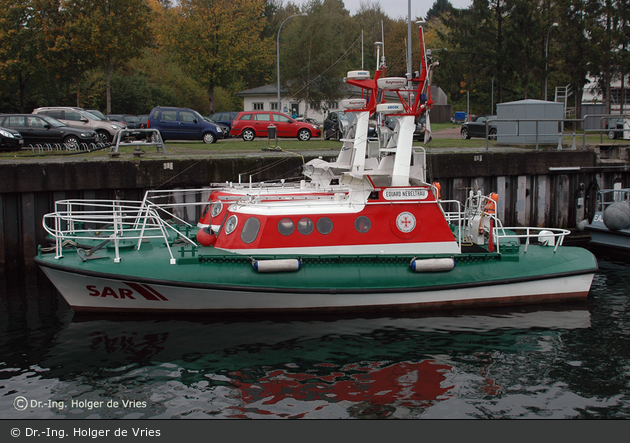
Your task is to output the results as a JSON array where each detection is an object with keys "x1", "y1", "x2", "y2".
[
  {"x1": 208, "y1": 111, "x2": 239, "y2": 131},
  {"x1": 147, "y1": 107, "x2": 224, "y2": 144}
]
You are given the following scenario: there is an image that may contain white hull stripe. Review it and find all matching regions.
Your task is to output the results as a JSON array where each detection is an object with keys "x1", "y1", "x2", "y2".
[{"x1": 40, "y1": 266, "x2": 594, "y2": 312}]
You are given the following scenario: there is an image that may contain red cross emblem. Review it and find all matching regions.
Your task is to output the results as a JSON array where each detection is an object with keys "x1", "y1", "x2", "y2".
[{"x1": 396, "y1": 212, "x2": 416, "y2": 233}]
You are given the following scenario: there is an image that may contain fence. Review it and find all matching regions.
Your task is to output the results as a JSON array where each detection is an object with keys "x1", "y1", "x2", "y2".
[{"x1": 481, "y1": 114, "x2": 629, "y2": 151}]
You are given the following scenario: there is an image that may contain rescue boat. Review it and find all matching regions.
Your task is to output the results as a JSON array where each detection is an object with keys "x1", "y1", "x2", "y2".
[
  {"x1": 197, "y1": 42, "x2": 390, "y2": 232},
  {"x1": 33, "y1": 24, "x2": 598, "y2": 314},
  {"x1": 583, "y1": 186, "x2": 630, "y2": 255}
]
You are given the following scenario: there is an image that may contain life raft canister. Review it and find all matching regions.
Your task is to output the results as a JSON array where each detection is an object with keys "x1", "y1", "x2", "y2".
[{"x1": 196, "y1": 227, "x2": 216, "y2": 246}]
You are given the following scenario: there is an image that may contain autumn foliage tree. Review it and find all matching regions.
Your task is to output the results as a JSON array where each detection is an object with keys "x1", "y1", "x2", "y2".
[
  {"x1": 87, "y1": 0, "x2": 154, "y2": 113},
  {"x1": 0, "y1": 0, "x2": 48, "y2": 112},
  {"x1": 160, "y1": 0, "x2": 274, "y2": 114}
]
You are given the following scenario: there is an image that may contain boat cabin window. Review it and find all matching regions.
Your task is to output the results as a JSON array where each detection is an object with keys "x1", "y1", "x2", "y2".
[
  {"x1": 355, "y1": 216, "x2": 371, "y2": 233},
  {"x1": 225, "y1": 215, "x2": 238, "y2": 235},
  {"x1": 210, "y1": 202, "x2": 222, "y2": 218},
  {"x1": 278, "y1": 218, "x2": 294, "y2": 235},
  {"x1": 316, "y1": 217, "x2": 333, "y2": 235},
  {"x1": 241, "y1": 217, "x2": 261, "y2": 244},
  {"x1": 297, "y1": 218, "x2": 314, "y2": 235}
]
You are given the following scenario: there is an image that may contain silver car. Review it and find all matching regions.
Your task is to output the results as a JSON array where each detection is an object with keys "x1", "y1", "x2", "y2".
[{"x1": 32, "y1": 107, "x2": 124, "y2": 144}]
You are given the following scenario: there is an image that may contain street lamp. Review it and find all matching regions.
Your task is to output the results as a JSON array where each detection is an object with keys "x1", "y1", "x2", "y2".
[
  {"x1": 544, "y1": 22, "x2": 559, "y2": 101},
  {"x1": 277, "y1": 13, "x2": 308, "y2": 114}
]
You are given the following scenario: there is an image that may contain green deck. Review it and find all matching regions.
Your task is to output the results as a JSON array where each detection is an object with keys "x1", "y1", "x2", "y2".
[{"x1": 36, "y1": 233, "x2": 598, "y2": 293}]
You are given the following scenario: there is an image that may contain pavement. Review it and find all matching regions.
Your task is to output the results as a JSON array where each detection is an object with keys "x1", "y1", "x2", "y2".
[{"x1": 431, "y1": 127, "x2": 462, "y2": 139}]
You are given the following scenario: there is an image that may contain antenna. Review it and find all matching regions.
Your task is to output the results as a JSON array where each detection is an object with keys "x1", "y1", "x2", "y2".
[
  {"x1": 361, "y1": 30, "x2": 364, "y2": 70},
  {"x1": 375, "y1": 41, "x2": 383, "y2": 71},
  {"x1": 381, "y1": 21, "x2": 386, "y2": 68}
]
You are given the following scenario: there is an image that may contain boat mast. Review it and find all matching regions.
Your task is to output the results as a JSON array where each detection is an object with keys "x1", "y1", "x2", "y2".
[{"x1": 407, "y1": 0, "x2": 412, "y2": 86}]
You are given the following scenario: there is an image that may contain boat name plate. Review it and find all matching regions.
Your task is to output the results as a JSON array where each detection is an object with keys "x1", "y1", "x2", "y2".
[{"x1": 383, "y1": 188, "x2": 429, "y2": 201}]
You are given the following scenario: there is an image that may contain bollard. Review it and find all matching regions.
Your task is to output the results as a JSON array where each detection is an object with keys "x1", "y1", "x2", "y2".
[{"x1": 267, "y1": 124, "x2": 279, "y2": 150}]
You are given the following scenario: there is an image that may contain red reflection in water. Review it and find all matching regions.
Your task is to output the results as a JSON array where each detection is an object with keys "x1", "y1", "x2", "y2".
[{"x1": 230, "y1": 360, "x2": 454, "y2": 417}]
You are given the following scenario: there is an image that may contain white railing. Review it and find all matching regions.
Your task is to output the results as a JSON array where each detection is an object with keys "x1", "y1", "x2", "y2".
[
  {"x1": 43, "y1": 197, "x2": 198, "y2": 264},
  {"x1": 594, "y1": 188, "x2": 630, "y2": 212},
  {"x1": 493, "y1": 226, "x2": 570, "y2": 253}
]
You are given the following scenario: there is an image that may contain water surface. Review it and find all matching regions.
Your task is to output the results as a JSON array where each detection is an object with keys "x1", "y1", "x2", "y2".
[{"x1": 1, "y1": 261, "x2": 628, "y2": 419}]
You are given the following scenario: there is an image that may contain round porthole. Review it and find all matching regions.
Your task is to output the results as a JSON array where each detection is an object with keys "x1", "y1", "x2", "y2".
[
  {"x1": 278, "y1": 218, "x2": 294, "y2": 236},
  {"x1": 316, "y1": 217, "x2": 333, "y2": 235},
  {"x1": 354, "y1": 216, "x2": 371, "y2": 233},
  {"x1": 241, "y1": 217, "x2": 260, "y2": 244},
  {"x1": 224, "y1": 215, "x2": 238, "y2": 235},
  {"x1": 210, "y1": 201, "x2": 222, "y2": 218},
  {"x1": 297, "y1": 218, "x2": 314, "y2": 235}
]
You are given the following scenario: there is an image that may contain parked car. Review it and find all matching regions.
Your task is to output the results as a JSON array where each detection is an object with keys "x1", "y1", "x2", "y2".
[
  {"x1": 607, "y1": 118, "x2": 625, "y2": 140},
  {"x1": 460, "y1": 115, "x2": 498, "y2": 140},
  {"x1": 324, "y1": 111, "x2": 363, "y2": 140},
  {"x1": 108, "y1": 114, "x2": 142, "y2": 129},
  {"x1": 139, "y1": 114, "x2": 149, "y2": 128},
  {"x1": 413, "y1": 115, "x2": 430, "y2": 142},
  {"x1": 323, "y1": 111, "x2": 346, "y2": 140},
  {"x1": 147, "y1": 107, "x2": 224, "y2": 144},
  {"x1": 208, "y1": 112, "x2": 239, "y2": 131},
  {"x1": 230, "y1": 111, "x2": 321, "y2": 141},
  {"x1": 32, "y1": 107, "x2": 123, "y2": 144},
  {"x1": 0, "y1": 125, "x2": 24, "y2": 151},
  {"x1": 295, "y1": 116, "x2": 320, "y2": 126},
  {"x1": 206, "y1": 118, "x2": 230, "y2": 136},
  {"x1": 0, "y1": 114, "x2": 98, "y2": 147},
  {"x1": 87, "y1": 109, "x2": 108, "y2": 121},
  {"x1": 325, "y1": 111, "x2": 379, "y2": 141}
]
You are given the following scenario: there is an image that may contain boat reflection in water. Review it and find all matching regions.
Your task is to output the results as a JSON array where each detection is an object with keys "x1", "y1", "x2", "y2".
[{"x1": 10, "y1": 293, "x2": 590, "y2": 419}]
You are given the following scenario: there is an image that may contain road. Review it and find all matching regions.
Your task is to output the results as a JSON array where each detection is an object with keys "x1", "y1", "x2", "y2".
[{"x1": 431, "y1": 127, "x2": 461, "y2": 139}]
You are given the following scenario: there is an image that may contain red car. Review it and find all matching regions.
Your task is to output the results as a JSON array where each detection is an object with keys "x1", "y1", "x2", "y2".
[{"x1": 230, "y1": 111, "x2": 321, "y2": 141}]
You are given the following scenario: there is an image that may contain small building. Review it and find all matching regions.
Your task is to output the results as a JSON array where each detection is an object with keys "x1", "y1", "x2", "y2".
[
  {"x1": 582, "y1": 74, "x2": 630, "y2": 114},
  {"x1": 236, "y1": 84, "x2": 451, "y2": 124},
  {"x1": 581, "y1": 103, "x2": 607, "y2": 131},
  {"x1": 496, "y1": 99, "x2": 564, "y2": 144}
]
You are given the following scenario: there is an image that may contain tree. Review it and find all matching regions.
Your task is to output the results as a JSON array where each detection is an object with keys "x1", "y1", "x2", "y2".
[
  {"x1": 351, "y1": 2, "x2": 394, "y2": 73},
  {"x1": 161, "y1": 0, "x2": 274, "y2": 114},
  {"x1": 278, "y1": 0, "x2": 359, "y2": 114},
  {"x1": 46, "y1": 0, "x2": 100, "y2": 108},
  {"x1": 0, "y1": 0, "x2": 48, "y2": 112},
  {"x1": 89, "y1": 0, "x2": 155, "y2": 113},
  {"x1": 554, "y1": 0, "x2": 591, "y2": 120},
  {"x1": 426, "y1": 0, "x2": 454, "y2": 21},
  {"x1": 436, "y1": 0, "x2": 498, "y2": 114}
]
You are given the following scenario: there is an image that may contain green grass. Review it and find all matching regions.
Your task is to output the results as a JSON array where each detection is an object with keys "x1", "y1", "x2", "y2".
[{"x1": 1, "y1": 127, "x2": 628, "y2": 160}]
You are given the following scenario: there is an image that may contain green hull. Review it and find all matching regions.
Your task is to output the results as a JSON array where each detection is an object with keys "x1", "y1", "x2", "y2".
[{"x1": 35, "y1": 236, "x2": 598, "y2": 313}]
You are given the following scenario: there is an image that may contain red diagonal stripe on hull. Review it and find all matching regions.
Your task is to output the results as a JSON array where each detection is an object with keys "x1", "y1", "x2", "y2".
[
  {"x1": 142, "y1": 284, "x2": 169, "y2": 301},
  {"x1": 124, "y1": 282, "x2": 167, "y2": 301}
]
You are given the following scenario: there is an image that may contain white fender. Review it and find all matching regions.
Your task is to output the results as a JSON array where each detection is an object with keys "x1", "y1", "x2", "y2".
[
  {"x1": 252, "y1": 259, "x2": 302, "y2": 273},
  {"x1": 410, "y1": 258, "x2": 456, "y2": 272}
]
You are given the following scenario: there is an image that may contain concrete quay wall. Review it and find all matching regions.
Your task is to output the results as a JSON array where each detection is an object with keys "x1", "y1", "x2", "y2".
[{"x1": 0, "y1": 150, "x2": 626, "y2": 267}]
